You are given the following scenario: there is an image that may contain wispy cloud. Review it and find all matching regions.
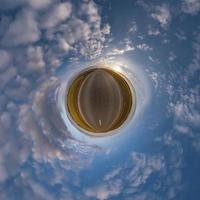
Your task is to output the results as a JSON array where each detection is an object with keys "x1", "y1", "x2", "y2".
[
  {"x1": 83, "y1": 148, "x2": 183, "y2": 200},
  {"x1": 182, "y1": 0, "x2": 200, "y2": 15},
  {"x1": 151, "y1": 4, "x2": 171, "y2": 28}
]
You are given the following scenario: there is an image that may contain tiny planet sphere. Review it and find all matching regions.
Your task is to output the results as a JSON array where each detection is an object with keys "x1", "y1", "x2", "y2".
[{"x1": 66, "y1": 67, "x2": 135, "y2": 136}]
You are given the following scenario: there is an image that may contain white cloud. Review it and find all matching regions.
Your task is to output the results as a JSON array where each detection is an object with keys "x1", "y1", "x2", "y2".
[
  {"x1": 169, "y1": 30, "x2": 200, "y2": 130},
  {"x1": 128, "y1": 21, "x2": 137, "y2": 34},
  {"x1": 148, "y1": 56, "x2": 160, "y2": 64},
  {"x1": 148, "y1": 27, "x2": 160, "y2": 36},
  {"x1": 0, "y1": 109, "x2": 32, "y2": 184},
  {"x1": 0, "y1": 0, "x2": 196, "y2": 199},
  {"x1": 17, "y1": 76, "x2": 103, "y2": 165},
  {"x1": 107, "y1": 45, "x2": 135, "y2": 56},
  {"x1": 102, "y1": 24, "x2": 111, "y2": 35},
  {"x1": 0, "y1": 66, "x2": 17, "y2": 90},
  {"x1": 175, "y1": 29, "x2": 187, "y2": 41},
  {"x1": 60, "y1": 18, "x2": 91, "y2": 45},
  {"x1": 0, "y1": 158, "x2": 8, "y2": 182},
  {"x1": 56, "y1": 17, "x2": 109, "y2": 58},
  {"x1": 193, "y1": 137, "x2": 200, "y2": 152},
  {"x1": 189, "y1": 33, "x2": 200, "y2": 73},
  {"x1": 79, "y1": 1, "x2": 101, "y2": 24},
  {"x1": 18, "y1": 78, "x2": 65, "y2": 161},
  {"x1": 137, "y1": 43, "x2": 153, "y2": 51},
  {"x1": 171, "y1": 98, "x2": 200, "y2": 128},
  {"x1": 27, "y1": 0, "x2": 53, "y2": 10},
  {"x1": 0, "y1": 50, "x2": 11, "y2": 70},
  {"x1": 104, "y1": 167, "x2": 122, "y2": 181},
  {"x1": 167, "y1": 34, "x2": 200, "y2": 152},
  {"x1": 182, "y1": 0, "x2": 200, "y2": 15},
  {"x1": 0, "y1": 1, "x2": 110, "y2": 192},
  {"x1": 151, "y1": 4, "x2": 171, "y2": 28},
  {"x1": 128, "y1": 152, "x2": 164, "y2": 187},
  {"x1": 42, "y1": 2, "x2": 72, "y2": 29},
  {"x1": 168, "y1": 51, "x2": 176, "y2": 62},
  {"x1": 28, "y1": 180, "x2": 54, "y2": 200},
  {"x1": 107, "y1": 39, "x2": 135, "y2": 56},
  {"x1": 2, "y1": 10, "x2": 40, "y2": 46},
  {"x1": 149, "y1": 72, "x2": 159, "y2": 88},
  {"x1": 0, "y1": 0, "x2": 53, "y2": 10},
  {"x1": 85, "y1": 180, "x2": 122, "y2": 200},
  {"x1": 26, "y1": 46, "x2": 45, "y2": 72},
  {"x1": 58, "y1": 38, "x2": 72, "y2": 53},
  {"x1": 4, "y1": 77, "x2": 31, "y2": 102},
  {"x1": 175, "y1": 125, "x2": 190, "y2": 134},
  {"x1": 40, "y1": 1, "x2": 110, "y2": 60},
  {"x1": 84, "y1": 147, "x2": 183, "y2": 200}
]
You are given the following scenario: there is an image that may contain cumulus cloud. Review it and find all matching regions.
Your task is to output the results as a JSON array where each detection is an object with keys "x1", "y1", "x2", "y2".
[
  {"x1": 42, "y1": 2, "x2": 72, "y2": 29},
  {"x1": 0, "y1": 66, "x2": 17, "y2": 90},
  {"x1": 2, "y1": 10, "x2": 40, "y2": 46},
  {"x1": 40, "y1": 1, "x2": 110, "y2": 60},
  {"x1": 1, "y1": 0, "x2": 109, "y2": 59},
  {"x1": 17, "y1": 76, "x2": 103, "y2": 163},
  {"x1": 58, "y1": 37, "x2": 72, "y2": 53},
  {"x1": 27, "y1": 0, "x2": 53, "y2": 10},
  {"x1": 26, "y1": 46, "x2": 45, "y2": 72},
  {"x1": 0, "y1": 0, "x2": 197, "y2": 199},
  {"x1": 0, "y1": 1, "x2": 110, "y2": 195},
  {"x1": 0, "y1": 108, "x2": 32, "y2": 184},
  {"x1": 0, "y1": 50, "x2": 11, "y2": 70}
]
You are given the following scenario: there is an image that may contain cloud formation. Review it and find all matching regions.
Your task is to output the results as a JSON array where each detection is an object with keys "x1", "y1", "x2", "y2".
[
  {"x1": 2, "y1": 9, "x2": 40, "y2": 46},
  {"x1": 0, "y1": 0, "x2": 199, "y2": 199},
  {"x1": 182, "y1": 0, "x2": 200, "y2": 15},
  {"x1": 151, "y1": 4, "x2": 171, "y2": 28},
  {"x1": 84, "y1": 146, "x2": 183, "y2": 200},
  {"x1": 0, "y1": 0, "x2": 110, "y2": 191}
]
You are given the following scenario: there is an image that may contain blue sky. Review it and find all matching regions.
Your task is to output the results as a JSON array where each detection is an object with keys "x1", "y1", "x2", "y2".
[{"x1": 0, "y1": 0, "x2": 200, "y2": 199}]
